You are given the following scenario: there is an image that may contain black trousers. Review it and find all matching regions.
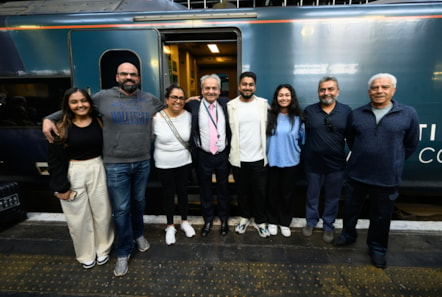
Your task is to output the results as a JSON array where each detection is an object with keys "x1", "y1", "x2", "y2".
[
  {"x1": 267, "y1": 165, "x2": 299, "y2": 227},
  {"x1": 341, "y1": 179, "x2": 398, "y2": 255},
  {"x1": 197, "y1": 149, "x2": 230, "y2": 223},
  {"x1": 157, "y1": 164, "x2": 191, "y2": 225},
  {"x1": 232, "y1": 160, "x2": 268, "y2": 224}
]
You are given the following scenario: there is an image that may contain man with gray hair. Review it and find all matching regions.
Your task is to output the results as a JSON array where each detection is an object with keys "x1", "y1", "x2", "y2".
[
  {"x1": 302, "y1": 76, "x2": 352, "y2": 243},
  {"x1": 333, "y1": 73, "x2": 419, "y2": 269},
  {"x1": 185, "y1": 74, "x2": 231, "y2": 237}
]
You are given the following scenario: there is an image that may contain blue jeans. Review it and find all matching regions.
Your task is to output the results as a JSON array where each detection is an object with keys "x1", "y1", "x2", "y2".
[
  {"x1": 105, "y1": 160, "x2": 150, "y2": 257},
  {"x1": 305, "y1": 170, "x2": 344, "y2": 231}
]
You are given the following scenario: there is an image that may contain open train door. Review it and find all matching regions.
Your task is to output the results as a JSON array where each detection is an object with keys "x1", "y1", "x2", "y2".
[{"x1": 69, "y1": 29, "x2": 163, "y2": 97}]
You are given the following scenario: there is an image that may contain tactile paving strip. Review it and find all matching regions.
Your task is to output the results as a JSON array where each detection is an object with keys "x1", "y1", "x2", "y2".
[{"x1": 1, "y1": 254, "x2": 441, "y2": 297}]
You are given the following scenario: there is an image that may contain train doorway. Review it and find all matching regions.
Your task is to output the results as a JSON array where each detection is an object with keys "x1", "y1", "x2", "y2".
[{"x1": 160, "y1": 29, "x2": 240, "y2": 99}]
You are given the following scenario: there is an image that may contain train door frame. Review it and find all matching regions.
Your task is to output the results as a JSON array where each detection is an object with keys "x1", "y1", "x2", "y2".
[{"x1": 159, "y1": 28, "x2": 241, "y2": 99}]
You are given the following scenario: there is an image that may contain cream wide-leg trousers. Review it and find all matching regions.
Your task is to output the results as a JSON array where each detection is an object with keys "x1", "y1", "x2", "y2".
[{"x1": 60, "y1": 156, "x2": 114, "y2": 264}]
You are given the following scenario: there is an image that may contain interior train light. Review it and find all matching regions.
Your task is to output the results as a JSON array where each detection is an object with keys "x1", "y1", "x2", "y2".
[{"x1": 207, "y1": 44, "x2": 219, "y2": 53}]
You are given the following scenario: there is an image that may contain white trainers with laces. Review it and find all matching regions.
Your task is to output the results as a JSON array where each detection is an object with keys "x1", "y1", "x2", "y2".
[
  {"x1": 280, "y1": 226, "x2": 291, "y2": 238},
  {"x1": 82, "y1": 259, "x2": 96, "y2": 269},
  {"x1": 255, "y1": 223, "x2": 270, "y2": 238},
  {"x1": 97, "y1": 255, "x2": 109, "y2": 265},
  {"x1": 180, "y1": 221, "x2": 196, "y2": 238},
  {"x1": 235, "y1": 217, "x2": 250, "y2": 234},
  {"x1": 268, "y1": 224, "x2": 278, "y2": 236},
  {"x1": 165, "y1": 225, "x2": 177, "y2": 245}
]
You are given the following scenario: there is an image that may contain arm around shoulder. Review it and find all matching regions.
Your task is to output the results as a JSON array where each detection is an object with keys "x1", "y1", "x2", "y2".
[{"x1": 42, "y1": 110, "x2": 63, "y2": 143}]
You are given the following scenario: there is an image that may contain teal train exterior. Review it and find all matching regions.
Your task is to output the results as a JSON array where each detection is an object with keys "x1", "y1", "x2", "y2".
[{"x1": 0, "y1": 1, "x2": 441, "y2": 212}]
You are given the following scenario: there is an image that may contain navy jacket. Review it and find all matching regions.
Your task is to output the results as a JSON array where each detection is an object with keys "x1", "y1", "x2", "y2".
[{"x1": 347, "y1": 100, "x2": 419, "y2": 188}]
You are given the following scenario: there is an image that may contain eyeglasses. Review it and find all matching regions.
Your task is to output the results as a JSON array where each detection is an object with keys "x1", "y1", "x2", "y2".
[
  {"x1": 117, "y1": 72, "x2": 139, "y2": 77},
  {"x1": 324, "y1": 117, "x2": 333, "y2": 132},
  {"x1": 168, "y1": 95, "x2": 185, "y2": 101}
]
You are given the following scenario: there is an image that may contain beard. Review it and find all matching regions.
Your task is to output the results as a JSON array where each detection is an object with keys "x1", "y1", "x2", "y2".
[
  {"x1": 320, "y1": 97, "x2": 334, "y2": 105},
  {"x1": 119, "y1": 80, "x2": 138, "y2": 94},
  {"x1": 240, "y1": 91, "x2": 254, "y2": 100}
]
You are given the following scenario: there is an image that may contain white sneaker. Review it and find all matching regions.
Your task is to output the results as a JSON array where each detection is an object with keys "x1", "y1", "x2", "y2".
[
  {"x1": 280, "y1": 226, "x2": 291, "y2": 238},
  {"x1": 180, "y1": 221, "x2": 196, "y2": 238},
  {"x1": 82, "y1": 259, "x2": 96, "y2": 269},
  {"x1": 268, "y1": 224, "x2": 278, "y2": 236},
  {"x1": 165, "y1": 226, "x2": 176, "y2": 245},
  {"x1": 97, "y1": 255, "x2": 109, "y2": 265},
  {"x1": 255, "y1": 223, "x2": 270, "y2": 238},
  {"x1": 235, "y1": 217, "x2": 250, "y2": 234}
]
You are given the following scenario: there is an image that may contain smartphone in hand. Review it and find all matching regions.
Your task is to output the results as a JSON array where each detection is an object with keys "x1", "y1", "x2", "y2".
[{"x1": 68, "y1": 191, "x2": 77, "y2": 201}]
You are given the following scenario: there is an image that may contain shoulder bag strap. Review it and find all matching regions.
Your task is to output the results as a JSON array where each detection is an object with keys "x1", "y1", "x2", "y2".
[{"x1": 160, "y1": 110, "x2": 190, "y2": 151}]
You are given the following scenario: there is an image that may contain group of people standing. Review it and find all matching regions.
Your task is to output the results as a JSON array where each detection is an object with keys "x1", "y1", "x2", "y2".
[{"x1": 43, "y1": 62, "x2": 419, "y2": 277}]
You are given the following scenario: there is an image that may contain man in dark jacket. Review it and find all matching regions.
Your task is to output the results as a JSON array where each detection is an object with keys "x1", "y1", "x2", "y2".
[
  {"x1": 333, "y1": 73, "x2": 420, "y2": 269},
  {"x1": 185, "y1": 74, "x2": 231, "y2": 237}
]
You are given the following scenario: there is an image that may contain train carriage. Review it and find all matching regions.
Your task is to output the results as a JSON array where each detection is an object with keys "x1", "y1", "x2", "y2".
[{"x1": 0, "y1": 0, "x2": 441, "y2": 214}]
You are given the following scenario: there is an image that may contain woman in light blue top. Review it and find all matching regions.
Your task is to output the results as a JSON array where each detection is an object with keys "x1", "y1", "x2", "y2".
[{"x1": 266, "y1": 84, "x2": 305, "y2": 237}]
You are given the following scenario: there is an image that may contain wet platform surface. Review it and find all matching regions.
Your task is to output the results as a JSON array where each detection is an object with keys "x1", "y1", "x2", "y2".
[{"x1": 0, "y1": 216, "x2": 441, "y2": 297}]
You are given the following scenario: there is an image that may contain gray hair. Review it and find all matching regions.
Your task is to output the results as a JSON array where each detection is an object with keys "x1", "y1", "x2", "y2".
[
  {"x1": 318, "y1": 76, "x2": 339, "y2": 90},
  {"x1": 368, "y1": 73, "x2": 397, "y2": 89},
  {"x1": 200, "y1": 74, "x2": 221, "y2": 89}
]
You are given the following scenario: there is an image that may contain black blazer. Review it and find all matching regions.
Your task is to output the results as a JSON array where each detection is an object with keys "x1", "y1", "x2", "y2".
[{"x1": 185, "y1": 96, "x2": 231, "y2": 162}]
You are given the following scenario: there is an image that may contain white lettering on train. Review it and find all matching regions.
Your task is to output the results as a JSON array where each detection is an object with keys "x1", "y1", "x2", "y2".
[
  {"x1": 419, "y1": 124, "x2": 437, "y2": 141},
  {"x1": 418, "y1": 147, "x2": 442, "y2": 164}
]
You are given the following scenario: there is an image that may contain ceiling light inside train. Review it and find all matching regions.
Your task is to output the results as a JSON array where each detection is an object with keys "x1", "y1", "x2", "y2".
[{"x1": 207, "y1": 44, "x2": 219, "y2": 53}]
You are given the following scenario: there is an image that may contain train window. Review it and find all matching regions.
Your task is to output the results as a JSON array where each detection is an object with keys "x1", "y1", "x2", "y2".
[
  {"x1": 0, "y1": 78, "x2": 70, "y2": 127},
  {"x1": 100, "y1": 50, "x2": 141, "y2": 90}
]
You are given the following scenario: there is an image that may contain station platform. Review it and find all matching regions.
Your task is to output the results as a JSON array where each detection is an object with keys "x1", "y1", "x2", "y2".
[{"x1": 0, "y1": 214, "x2": 441, "y2": 297}]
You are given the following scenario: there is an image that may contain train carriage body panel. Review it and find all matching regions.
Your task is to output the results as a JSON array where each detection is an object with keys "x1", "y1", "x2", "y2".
[{"x1": 0, "y1": 2, "x2": 441, "y2": 212}]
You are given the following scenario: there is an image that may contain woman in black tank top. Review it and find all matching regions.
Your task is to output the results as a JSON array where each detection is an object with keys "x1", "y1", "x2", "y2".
[{"x1": 47, "y1": 88, "x2": 114, "y2": 270}]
